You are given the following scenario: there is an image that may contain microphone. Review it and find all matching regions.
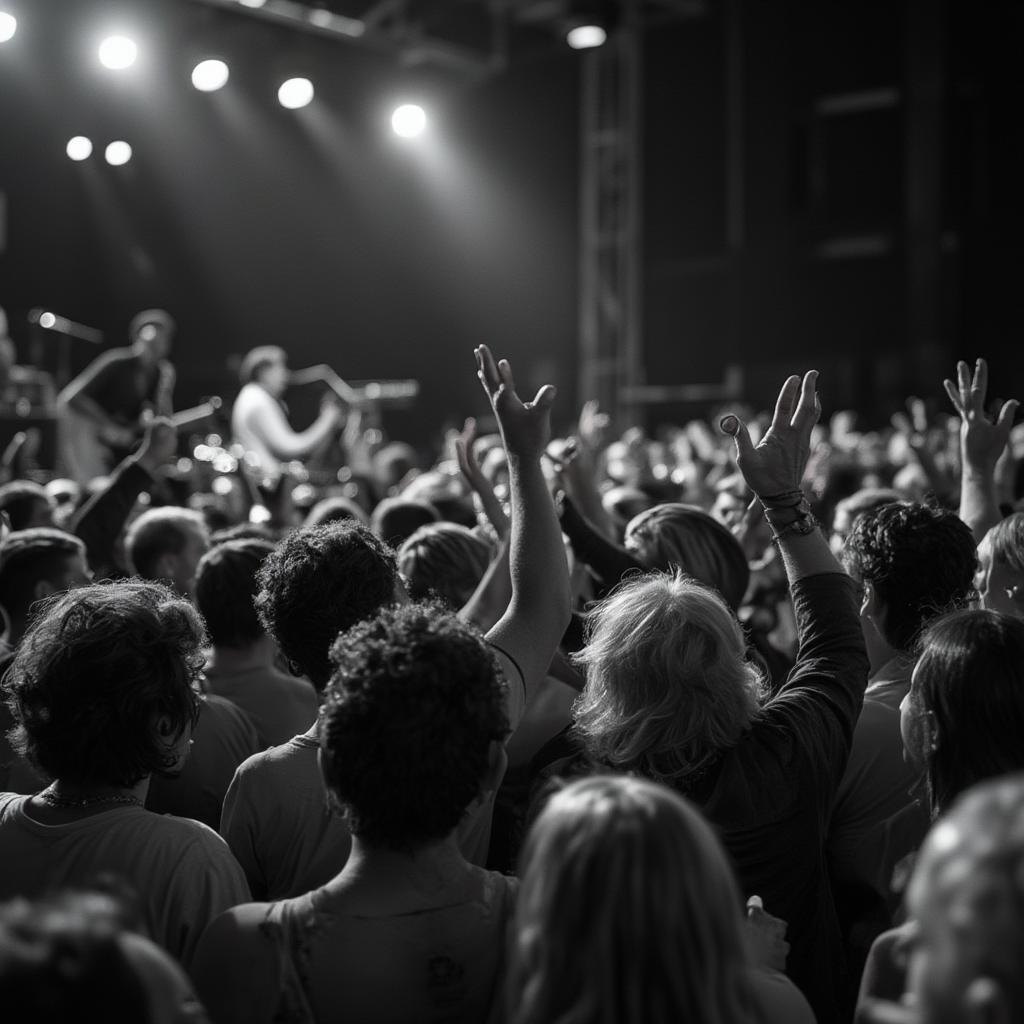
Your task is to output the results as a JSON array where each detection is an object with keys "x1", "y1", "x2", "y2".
[{"x1": 28, "y1": 309, "x2": 104, "y2": 344}]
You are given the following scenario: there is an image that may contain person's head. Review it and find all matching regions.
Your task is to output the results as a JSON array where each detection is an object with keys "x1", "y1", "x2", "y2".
[
  {"x1": 239, "y1": 345, "x2": 288, "y2": 398},
  {"x1": 4, "y1": 581, "x2": 204, "y2": 788},
  {"x1": 0, "y1": 481, "x2": 56, "y2": 531},
  {"x1": 904, "y1": 774, "x2": 1024, "y2": 1024},
  {"x1": 128, "y1": 309, "x2": 175, "y2": 364},
  {"x1": 623, "y1": 504, "x2": 750, "y2": 611},
  {"x1": 319, "y1": 602, "x2": 508, "y2": 851},
  {"x1": 509, "y1": 775, "x2": 757, "y2": 1024},
  {"x1": 901, "y1": 609, "x2": 1024, "y2": 815},
  {"x1": 0, "y1": 890, "x2": 201, "y2": 1024},
  {"x1": 829, "y1": 486, "x2": 902, "y2": 554},
  {"x1": 0, "y1": 529, "x2": 91, "y2": 639},
  {"x1": 976, "y1": 513, "x2": 1024, "y2": 618},
  {"x1": 194, "y1": 539, "x2": 276, "y2": 651},
  {"x1": 125, "y1": 507, "x2": 210, "y2": 599},
  {"x1": 397, "y1": 523, "x2": 493, "y2": 609},
  {"x1": 842, "y1": 502, "x2": 977, "y2": 653},
  {"x1": 255, "y1": 521, "x2": 401, "y2": 689},
  {"x1": 303, "y1": 495, "x2": 369, "y2": 529},
  {"x1": 369, "y1": 495, "x2": 440, "y2": 547},
  {"x1": 573, "y1": 571, "x2": 764, "y2": 786}
]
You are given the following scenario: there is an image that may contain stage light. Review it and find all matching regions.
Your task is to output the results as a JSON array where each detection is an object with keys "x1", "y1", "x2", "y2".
[
  {"x1": 566, "y1": 24, "x2": 607, "y2": 49},
  {"x1": 66, "y1": 136, "x2": 93, "y2": 161},
  {"x1": 391, "y1": 104, "x2": 426, "y2": 139},
  {"x1": 278, "y1": 77, "x2": 314, "y2": 109},
  {"x1": 39, "y1": 313, "x2": 56, "y2": 330},
  {"x1": 237, "y1": 0, "x2": 267, "y2": 7},
  {"x1": 192, "y1": 59, "x2": 229, "y2": 92},
  {"x1": 105, "y1": 141, "x2": 133, "y2": 166},
  {"x1": 0, "y1": 12, "x2": 17, "y2": 43},
  {"x1": 99, "y1": 35, "x2": 137, "y2": 70}
]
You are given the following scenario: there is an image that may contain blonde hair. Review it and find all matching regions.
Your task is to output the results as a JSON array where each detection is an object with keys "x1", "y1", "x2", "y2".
[
  {"x1": 508, "y1": 775, "x2": 758, "y2": 1024},
  {"x1": 572, "y1": 571, "x2": 764, "y2": 786}
]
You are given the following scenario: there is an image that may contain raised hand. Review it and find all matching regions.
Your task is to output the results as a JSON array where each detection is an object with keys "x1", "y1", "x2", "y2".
[
  {"x1": 475, "y1": 345, "x2": 556, "y2": 462},
  {"x1": 944, "y1": 358, "x2": 1018, "y2": 474},
  {"x1": 456, "y1": 415, "x2": 509, "y2": 538},
  {"x1": 719, "y1": 371, "x2": 821, "y2": 499},
  {"x1": 745, "y1": 895, "x2": 790, "y2": 973}
]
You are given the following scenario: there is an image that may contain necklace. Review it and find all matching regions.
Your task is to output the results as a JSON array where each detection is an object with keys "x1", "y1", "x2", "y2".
[{"x1": 39, "y1": 786, "x2": 143, "y2": 810}]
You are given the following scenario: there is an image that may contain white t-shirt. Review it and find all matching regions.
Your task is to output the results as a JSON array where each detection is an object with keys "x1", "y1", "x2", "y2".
[
  {"x1": 231, "y1": 383, "x2": 327, "y2": 480},
  {"x1": 0, "y1": 794, "x2": 251, "y2": 970}
]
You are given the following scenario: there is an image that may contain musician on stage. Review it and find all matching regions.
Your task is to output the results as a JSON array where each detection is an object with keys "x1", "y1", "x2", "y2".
[
  {"x1": 231, "y1": 345, "x2": 343, "y2": 482},
  {"x1": 57, "y1": 309, "x2": 177, "y2": 481}
]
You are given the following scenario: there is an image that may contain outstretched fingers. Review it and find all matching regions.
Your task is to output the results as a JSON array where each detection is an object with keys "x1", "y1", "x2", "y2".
[
  {"x1": 475, "y1": 345, "x2": 501, "y2": 397},
  {"x1": 528, "y1": 384, "x2": 557, "y2": 411},
  {"x1": 770, "y1": 375, "x2": 801, "y2": 433},
  {"x1": 790, "y1": 370, "x2": 820, "y2": 432}
]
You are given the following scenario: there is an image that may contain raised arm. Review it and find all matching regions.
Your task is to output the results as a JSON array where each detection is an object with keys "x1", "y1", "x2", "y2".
[
  {"x1": 475, "y1": 346, "x2": 572, "y2": 706},
  {"x1": 944, "y1": 358, "x2": 1018, "y2": 543},
  {"x1": 720, "y1": 371, "x2": 843, "y2": 581}
]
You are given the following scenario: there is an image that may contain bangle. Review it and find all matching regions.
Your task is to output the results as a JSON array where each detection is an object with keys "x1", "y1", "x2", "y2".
[{"x1": 770, "y1": 514, "x2": 820, "y2": 543}]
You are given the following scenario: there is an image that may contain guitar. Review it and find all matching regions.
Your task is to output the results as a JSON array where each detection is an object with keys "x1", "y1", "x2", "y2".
[{"x1": 57, "y1": 397, "x2": 222, "y2": 482}]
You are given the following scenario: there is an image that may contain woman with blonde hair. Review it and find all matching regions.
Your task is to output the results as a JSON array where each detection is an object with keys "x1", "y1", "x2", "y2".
[
  {"x1": 537, "y1": 372, "x2": 870, "y2": 1023},
  {"x1": 509, "y1": 775, "x2": 812, "y2": 1024}
]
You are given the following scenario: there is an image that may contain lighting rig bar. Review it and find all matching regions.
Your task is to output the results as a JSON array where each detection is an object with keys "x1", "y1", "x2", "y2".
[{"x1": 185, "y1": 0, "x2": 509, "y2": 78}]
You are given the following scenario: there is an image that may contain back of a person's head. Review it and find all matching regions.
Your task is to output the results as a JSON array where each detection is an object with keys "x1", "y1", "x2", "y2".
[
  {"x1": 842, "y1": 501, "x2": 977, "y2": 651},
  {"x1": 398, "y1": 523, "x2": 493, "y2": 609},
  {"x1": 0, "y1": 480, "x2": 53, "y2": 531},
  {"x1": 0, "y1": 892, "x2": 151, "y2": 1024},
  {"x1": 907, "y1": 774, "x2": 1024, "y2": 1024},
  {"x1": 303, "y1": 495, "x2": 369, "y2": 529},
  {"x1": 573, "y1": 571, "x2": 764, "y2": 786},
  {"x1": 370, "y1": 496, "x2": 440, "y2": 547},
  {"x1": 255, "y1": 521, "x2": 399, "y2": 688},
  {"x1": 124, "y1": 506, "x2": 208, "y2": 580},
  {"x1": 0, "y1": 528, "x2": 87, "y2": 626},
  {"x1": 320, "y1": 602, "x2": 508, "y2": 851},
  {"x1": 509, "y1": 775, "x2": 756, "y2": 1024},
  {"x1": 5, "y1": 580, "x2": 203, "y2": 788},
  {"x1": 988, "y1": 513, "x2": 1024, "y2": 574},
  {"x1": 623, "y1": 503, "x2": 750, "y2": 611},
  {"x1": 195, "y1": 539, "x2": 276, "y2": 650},
  {"x1": 910, "y1": 609, "x2": 1024, "y2": 814}
]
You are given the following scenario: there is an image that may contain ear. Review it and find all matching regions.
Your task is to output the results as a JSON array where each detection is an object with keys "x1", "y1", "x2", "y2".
[
  {"x1": 963, "y1": 977, "x2": 1011, "y2": 1024},
  {"x1": 861, "y1": 579, "x2": 879, "y2": 618},
  {"x1": 155, "y1": 713, "x2": 176, "y2": 739}
]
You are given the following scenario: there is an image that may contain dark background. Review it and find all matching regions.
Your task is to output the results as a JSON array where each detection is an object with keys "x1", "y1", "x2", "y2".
[{"x1": 0, "y1": 0, "x2": 1021, "y2": 447}]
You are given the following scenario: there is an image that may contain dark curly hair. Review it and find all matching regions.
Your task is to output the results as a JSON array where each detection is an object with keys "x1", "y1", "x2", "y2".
[
  {"x1": 320, "y1": 602, "x2": 509, "y2": 850},
  {"x1": 254, "y1": 521, "x2": 399, "y2": 689},
  {"x1": 842, "y1": 501, "x2": 977, "y2": 651},
  {"x1": 0, "y1": 892, "x2": 150, "y2": 1024},
  {"x1": 195, "y1": 539, "x2": 276, "y2": 649},
  {"x1": 4, "y1": 581, "x2": 205, "y2": 787}
]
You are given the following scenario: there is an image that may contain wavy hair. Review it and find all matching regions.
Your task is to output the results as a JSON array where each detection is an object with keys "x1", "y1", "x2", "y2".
[
  {"x1": 398, "y1": 523, "x2": 493, "y2": 609},
  {"x1": 572, "y1": 571, "x2": 765, "y2": 787},
  {"x1": 508, "y1": 775, "x2": 758, "y2": 1024},
  {"x1": 911, "y1": 609, "x2": 1024, "y2": 815},
  {"x1": 623, "y1": 504, "x2": 750, "y2": 611},
  {"x1": 4, "y1": 581, "x2": 204, "y2": 787}
]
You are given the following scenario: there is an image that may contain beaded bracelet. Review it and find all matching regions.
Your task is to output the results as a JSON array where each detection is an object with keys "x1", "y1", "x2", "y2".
[{"x1": 759, "y1": 488, "x2": 805, "y2": 512}]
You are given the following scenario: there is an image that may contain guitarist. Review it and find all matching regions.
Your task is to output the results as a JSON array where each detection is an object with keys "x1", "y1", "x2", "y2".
[{"x1": 57, "y1": 309, "x2": 176, "y2": 481}]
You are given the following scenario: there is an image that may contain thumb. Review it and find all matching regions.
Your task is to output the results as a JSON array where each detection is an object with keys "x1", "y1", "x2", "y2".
[
  {"x1": 530, "y1": 385, "x2": 557, "y2": 410},
  {"x1": 745, "y1": 895, "x2": 763, "y2": 915},
  {"x1": 720, "y1": 414, "x2": 755, "y2": 463}
]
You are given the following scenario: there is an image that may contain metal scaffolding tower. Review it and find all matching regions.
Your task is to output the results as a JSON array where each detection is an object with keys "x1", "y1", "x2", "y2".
[{"x1": 577, "y1": 7, "x2": 644, "y2": 426}]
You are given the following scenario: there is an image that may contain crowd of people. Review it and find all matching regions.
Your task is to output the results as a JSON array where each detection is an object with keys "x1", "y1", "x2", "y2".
[{"x1": 0, "y1": 327, "x2": 1022, "y2": 1024}]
